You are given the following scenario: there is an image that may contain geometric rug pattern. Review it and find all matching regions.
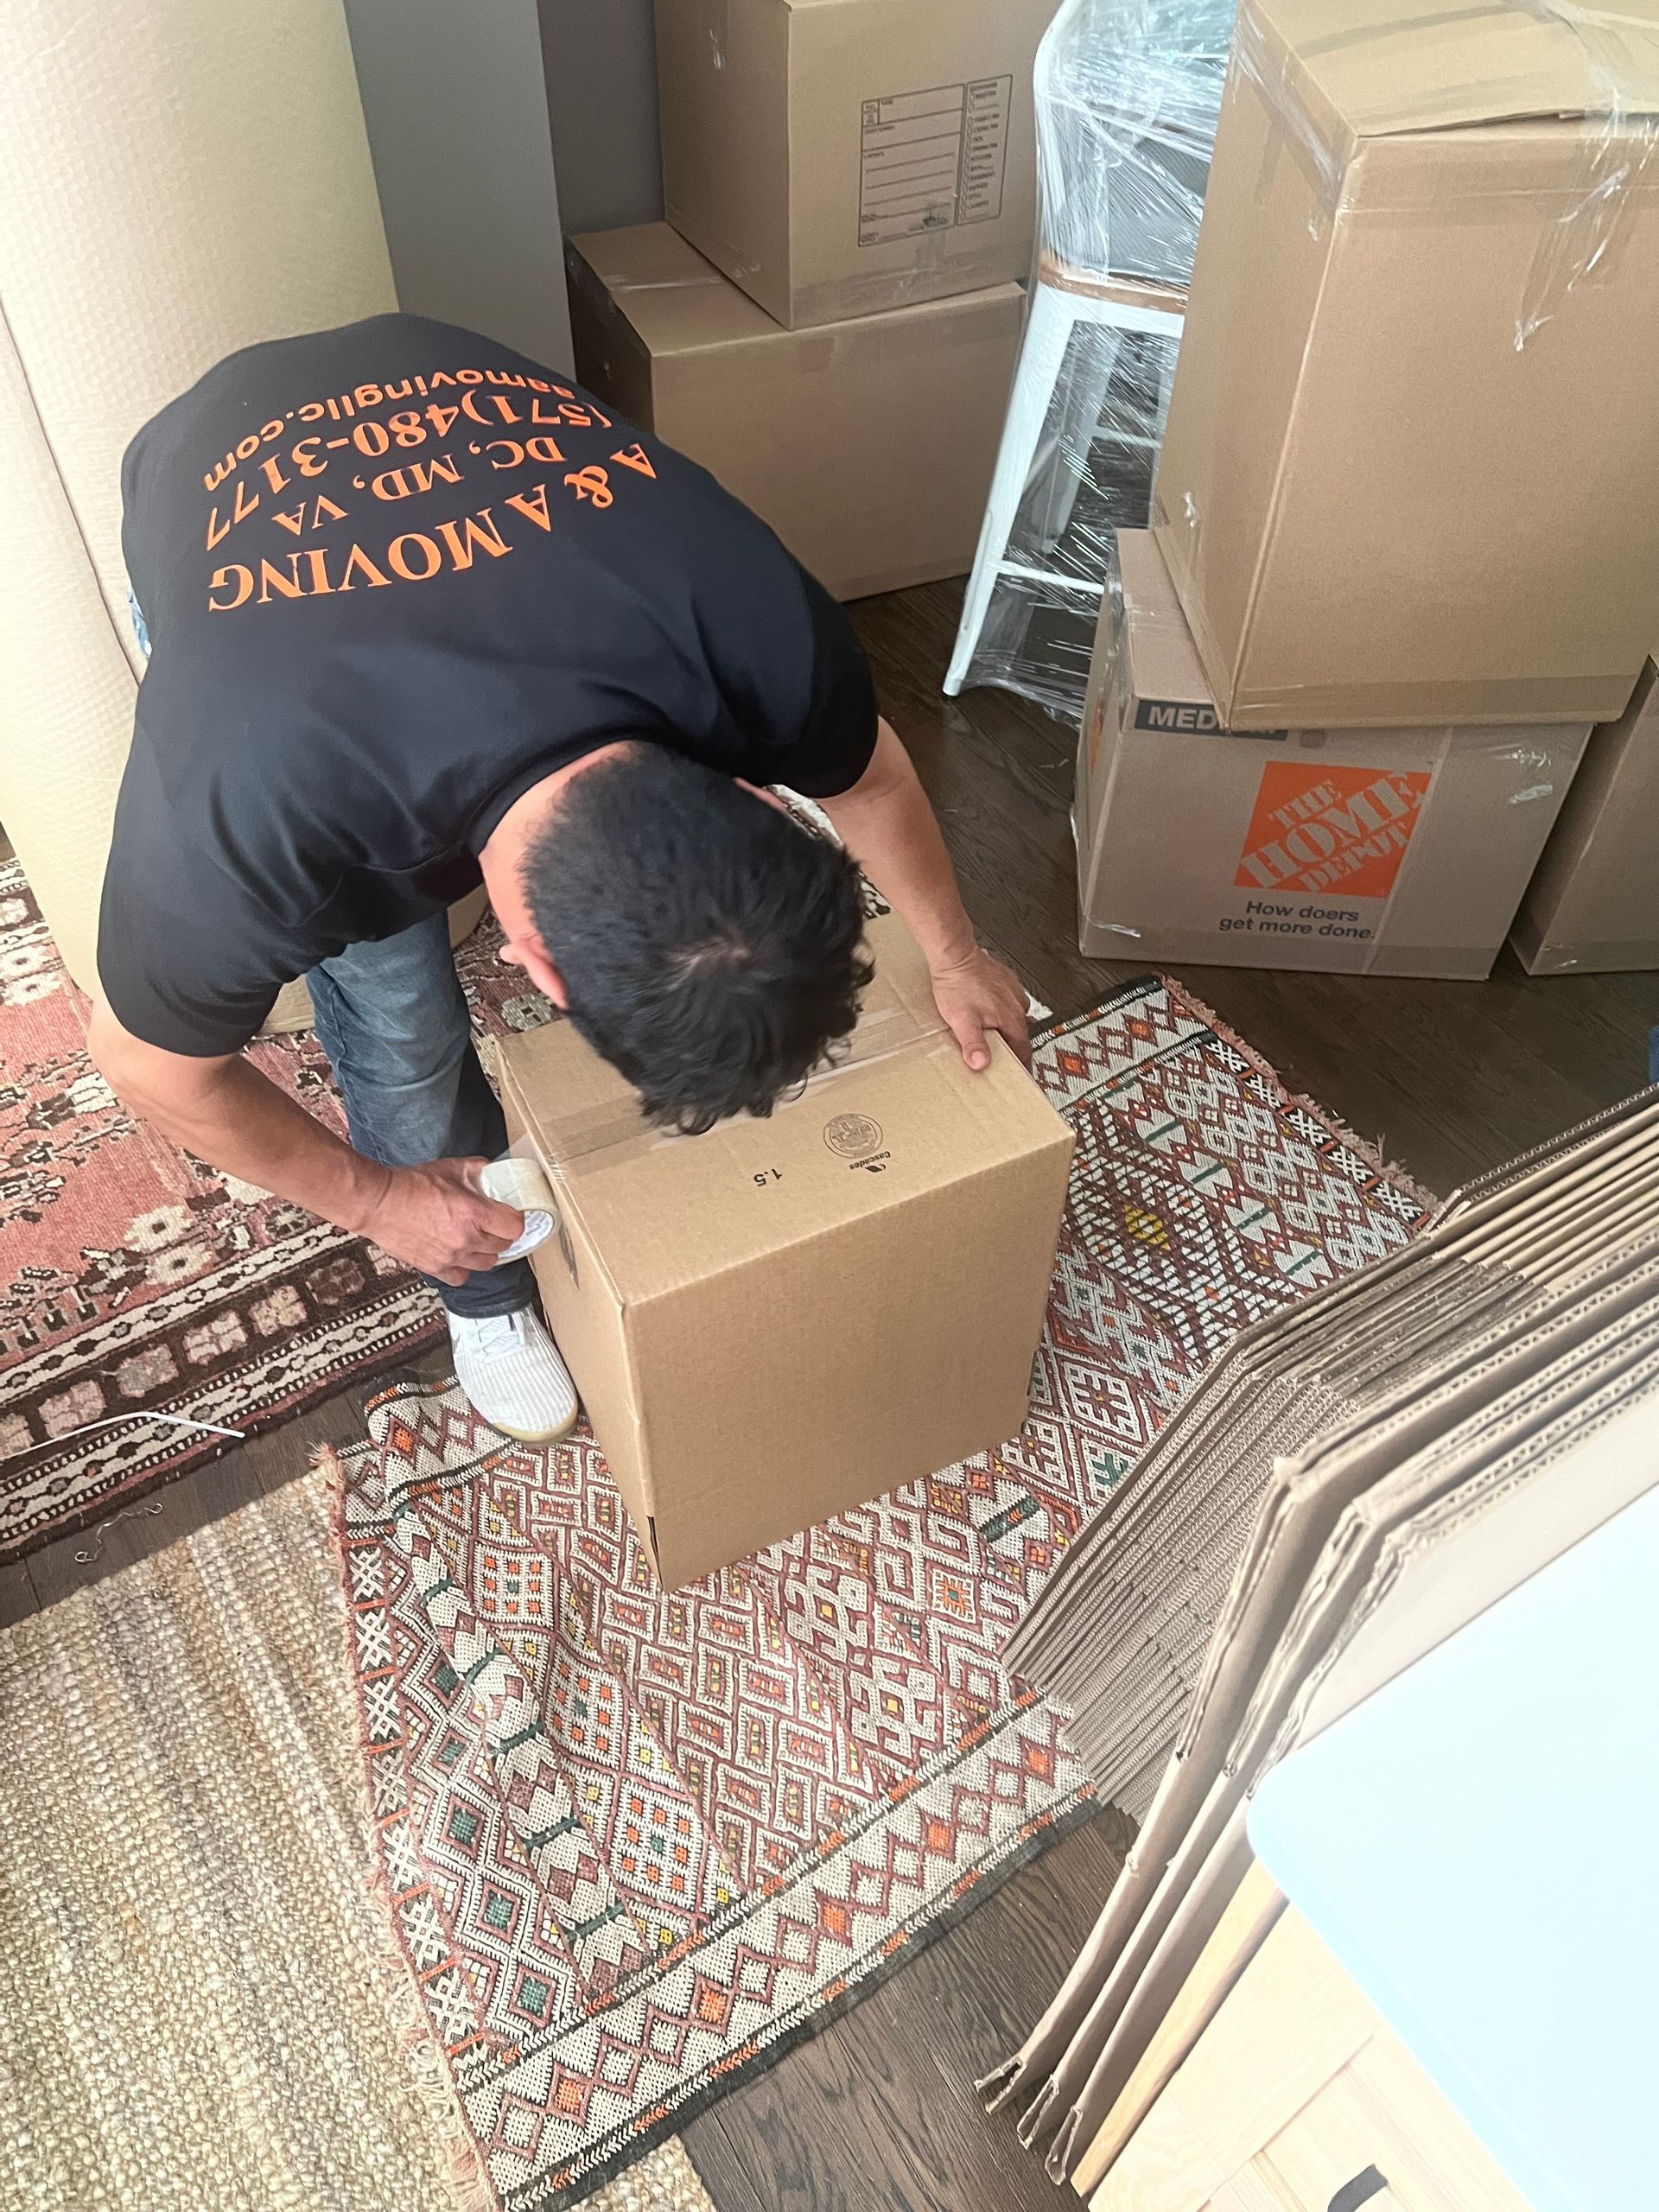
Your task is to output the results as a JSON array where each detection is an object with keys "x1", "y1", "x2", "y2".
[
  {"x1": 0, "y1": 857, "x2": 550, "y2": 1560},
  {"x1": 334, "y1": 981, "x2": 1427, "y2": 2209}
]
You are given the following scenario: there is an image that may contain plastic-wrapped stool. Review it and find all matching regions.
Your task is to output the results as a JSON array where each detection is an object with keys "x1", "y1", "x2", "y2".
[{"x1": 944, "y1": 0, "x2": 1234, "y2": 722}]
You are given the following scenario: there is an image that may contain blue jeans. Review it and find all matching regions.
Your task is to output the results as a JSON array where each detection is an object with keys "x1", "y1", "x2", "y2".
[
  {"x1": 129, "y1": 584, "x2": 534, "y2": 1320},
  {"x1": 307, "y1": 922, "x2": 538, "y2": 1319}
]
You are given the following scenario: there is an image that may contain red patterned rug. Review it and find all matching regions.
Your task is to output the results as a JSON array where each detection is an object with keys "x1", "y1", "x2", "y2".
[
  {"x1": 332, "y1": 981, "x2": 1427, "y2": 2210},
  {"x1": 0, "y1": 857, "x2": 550, "y2": 1560}
]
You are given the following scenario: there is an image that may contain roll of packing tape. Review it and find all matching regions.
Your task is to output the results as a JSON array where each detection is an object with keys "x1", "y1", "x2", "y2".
[{"x1": 478, "y1": 1156, "x2": 558, "y2": 1263}]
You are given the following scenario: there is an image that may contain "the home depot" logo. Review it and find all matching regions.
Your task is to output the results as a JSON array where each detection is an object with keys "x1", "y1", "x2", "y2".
[{"x1": 1235, "y1": 761, "x2": 1433, "y2": 899}]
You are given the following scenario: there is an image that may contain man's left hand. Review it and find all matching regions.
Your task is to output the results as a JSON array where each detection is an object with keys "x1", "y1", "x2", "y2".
[{"x1": 930, "y1": 947, "x2": 1033, "y2": 1073}]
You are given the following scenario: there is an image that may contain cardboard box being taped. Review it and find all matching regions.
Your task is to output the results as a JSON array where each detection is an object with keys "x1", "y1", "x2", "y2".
[
  {"x1": 1076, "y1": 534, "x2": 1591, "y2": 980},
  {"x1": 498, "y1": 909, "x2": 1073, "y2": 1587},
  {"x1": 1152, "y1": 0, "x2": 1659, "y2": 729},
  {"x1": 654, "y1": 0, "x2": 1055, "y2": 329},
  {"x1": 564, "y1": 225, "x2": 1021, "y2": 603}
]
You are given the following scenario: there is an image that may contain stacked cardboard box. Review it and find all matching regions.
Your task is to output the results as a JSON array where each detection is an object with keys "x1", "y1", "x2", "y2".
[
  {"x1": 1076, "y1": 532, "x2": 1590, "y2": 978},
  {"x1": 562, "y1": 0, "x2": 1057, "y2": 601},
  {"x1": 1076, "y1": 0, "x2": 1659, "y2": 979},
  {"x1": 1006, "y1": 1084, "x2": 1659, "y2": 1812},
  {"x1": 989, "y1": 1085, "x2": 1659, "y2": 2171},
  {"x1": 565, "y1": 225, "x2": 1022, "y2": 602}
]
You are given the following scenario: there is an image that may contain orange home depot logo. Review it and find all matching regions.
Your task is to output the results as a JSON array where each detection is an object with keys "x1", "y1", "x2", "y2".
[{"x1": 1235, "y1": 760, "x2": 1433, "y2": 899}]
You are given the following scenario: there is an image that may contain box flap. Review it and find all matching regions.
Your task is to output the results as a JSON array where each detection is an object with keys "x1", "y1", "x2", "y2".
[
  {"x1": 567, "y1": 223, "x2": 779, "y2": 357},
  {"x1": 1253, "y1": 0, "x2": 1659, "y2": 139}
]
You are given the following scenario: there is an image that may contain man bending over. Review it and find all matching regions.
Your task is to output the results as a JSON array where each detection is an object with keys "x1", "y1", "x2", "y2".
[{"x1": 91, "y1": 315, "x2": 1028, "y2": 1441}]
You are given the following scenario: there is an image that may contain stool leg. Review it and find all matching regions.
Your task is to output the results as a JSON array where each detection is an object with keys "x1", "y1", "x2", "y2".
[
  {"x1": 944, "y1": 283, "x2": 1078, "y2": 697},
  {"x1": 1032, "y1": 310, "x2": 1123, "y2": 550}
]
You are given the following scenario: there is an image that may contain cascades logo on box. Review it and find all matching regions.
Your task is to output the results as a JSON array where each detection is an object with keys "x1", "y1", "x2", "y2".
[
  {"x1": 1235, "y1": 762, "x2": 1433, "y2": 899},
  {"x1": 823, "y1": 1113, "x2": 882, "y2": 1160}
]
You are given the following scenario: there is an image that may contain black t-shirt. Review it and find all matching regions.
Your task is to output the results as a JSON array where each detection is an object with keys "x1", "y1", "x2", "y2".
[{"x1": 101, "y1": 313, "x2": 878, "y2": 1055}]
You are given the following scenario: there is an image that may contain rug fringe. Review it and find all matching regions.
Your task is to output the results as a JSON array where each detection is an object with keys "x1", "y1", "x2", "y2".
[
  {"x1": 1156, "y1": 971, "x2": 1442, "y2": 1216},
  {"x1": 316, "y1": 1441, "x2": 499, "y2": 2212}
]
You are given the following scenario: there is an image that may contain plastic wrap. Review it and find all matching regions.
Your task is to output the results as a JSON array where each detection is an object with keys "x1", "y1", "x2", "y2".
[
  {"x1": 1231, "y1": 0, "x2": 1659, "y2": 351},
  {"x1": 1039, "y1": 0, "x2": 1237, "y2": 288},
  {"x1": 950, "y1": 0, "x2": 1234, "y2": 727},
  {"x1": 957, "y1": 307, "x2": 1181, "y2": 724}
]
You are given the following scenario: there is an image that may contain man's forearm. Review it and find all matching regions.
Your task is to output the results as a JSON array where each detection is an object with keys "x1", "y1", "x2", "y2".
[
  {"x1": 90, "y1": 1008, "x2": 523, "y2": 1283},
  {"x1": 820, "y1": 718, "x2": 1031, "y2": 1071},
  {"x1": 119, "y1": 1052, "x2": 390, "y2": 1233},
  {"x1": 819, "y1": 721, "x2": 978, "y2": 974}
]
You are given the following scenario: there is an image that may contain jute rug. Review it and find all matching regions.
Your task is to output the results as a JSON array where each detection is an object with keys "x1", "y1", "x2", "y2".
[
  {"x1": 0, "y1": 1464, "x2": 715, "y2": 2212},
  {"x1": 0, "y1": 861, "x2": 550, "y2": 1560},
  {"x1": 333, "y1": 978, "x2": 1428, "y2": 2209}
]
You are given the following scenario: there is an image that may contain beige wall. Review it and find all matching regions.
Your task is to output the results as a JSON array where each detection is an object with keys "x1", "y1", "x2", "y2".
[{"x1": 0, "y1": 0, "x2": 397, "y2": 1005}]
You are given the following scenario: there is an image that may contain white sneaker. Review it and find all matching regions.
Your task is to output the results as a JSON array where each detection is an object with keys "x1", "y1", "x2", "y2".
[{"x1": 448, "y1": 1308, "x2": 579, "y2": 1443}]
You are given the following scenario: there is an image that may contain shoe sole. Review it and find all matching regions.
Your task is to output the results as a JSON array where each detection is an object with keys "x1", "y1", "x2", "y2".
[{"x1": 476, "y1": 1407, "x2": 581, "y2": 1446}]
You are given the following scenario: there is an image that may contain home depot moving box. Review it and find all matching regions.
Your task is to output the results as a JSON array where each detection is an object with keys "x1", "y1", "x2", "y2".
[
  {"x1": 498, "y1": 909, "x2": 1073, "y2": 1588},
  {"x1": 565, "y1": 224, "x2": 1021, "y2": 601},
  {"x1": 654, "y1": 0, "x2": 1055, "y2": 327},
  {"x1": 1075, "y1": 534, "x2": 1590, "y2": 978},
  {"x1": 1511, "y1": 659, "x2": 1659, "y2": 974},
  {"x1": 1152, "y1": 0, "x2": 1659, "y2": 731}
]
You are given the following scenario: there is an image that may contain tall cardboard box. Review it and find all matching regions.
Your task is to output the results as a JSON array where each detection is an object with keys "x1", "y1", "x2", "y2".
[
  {"x1": 498, "y1": 910, "x2": 1073, "y2": 1588},
  {"x1": 1152, "y1": 0, "x2": 1659, "y2": 731},
  {"x1": 565, "y1": 224, "x2": 1021, "y2": 601},
  {"x1": 654, "y1": 0, "x2": 1056, "y2": 328},
  {"x1": 1511, "y1": 659, "x2": 1659, "y2": 974},
  {"x1": 1075, "y1": 533, "x2": 1590, "y2": 979}
]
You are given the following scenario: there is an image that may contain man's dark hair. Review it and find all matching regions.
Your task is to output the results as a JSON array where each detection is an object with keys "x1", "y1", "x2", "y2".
[{"x1": 522, "y1": 747, "x2": 873, "y2": 1135}]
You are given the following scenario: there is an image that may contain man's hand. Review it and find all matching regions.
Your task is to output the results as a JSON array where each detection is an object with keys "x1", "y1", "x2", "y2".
[
  {"x1": 86, "y1": 1007, "x2": 528, "y2": 1285},
  {"x1": 930, "y1": 947, "x2": 1032, "y2": 1073},
  {"x1": 356, "y1": 1158, "x2": 526, "y2": 1286},
  {"x1": 820, "y1": 724, "x2": 1033, "y2": 1076}
]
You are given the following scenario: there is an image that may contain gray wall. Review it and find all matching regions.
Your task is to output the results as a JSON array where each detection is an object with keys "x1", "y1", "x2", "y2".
[
  {"x1": 538, "y1": 0, "x2": 663, "y2": 235},
  {"x1": 343, "y1": 0, "x2": 574, "y2": 368}
]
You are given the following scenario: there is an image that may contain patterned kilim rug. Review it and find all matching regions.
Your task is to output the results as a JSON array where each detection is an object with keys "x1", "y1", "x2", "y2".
[
  {"x1": 333, "y1": 980, "x2": 1428, "y2": 2210},
  {"x1": 0, "y1": 1459, "x2": 716, "y2": 2212},
  {"x1": 0, "y1": 859, "x2": 550, "y2": 1560}
]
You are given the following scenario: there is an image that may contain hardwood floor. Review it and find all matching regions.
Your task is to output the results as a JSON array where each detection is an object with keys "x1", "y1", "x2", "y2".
[
  {"x1": 685, "y1": 1808, "x2": 1135, "y2": 2212},
  {"x1": 5, "y1": 575, "x2": 1655, "y2": 2206}
]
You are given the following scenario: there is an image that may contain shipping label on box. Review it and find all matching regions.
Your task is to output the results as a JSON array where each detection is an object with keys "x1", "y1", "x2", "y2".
[
  {"x1": 857, "y1": 75, "x2": 1012, "y2": 245},
  {"x1": 1077, "y1": 533, "x2": 1590, "y2": 979}
]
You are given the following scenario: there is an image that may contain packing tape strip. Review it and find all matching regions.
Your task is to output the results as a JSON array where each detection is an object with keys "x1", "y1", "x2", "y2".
[
  {"x1": 1232, "y1": 0, "x2": 1659, "y2": 346},
  {"x1": 518, "y1": 1000, "x2": 953, "y2": 1176}
]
